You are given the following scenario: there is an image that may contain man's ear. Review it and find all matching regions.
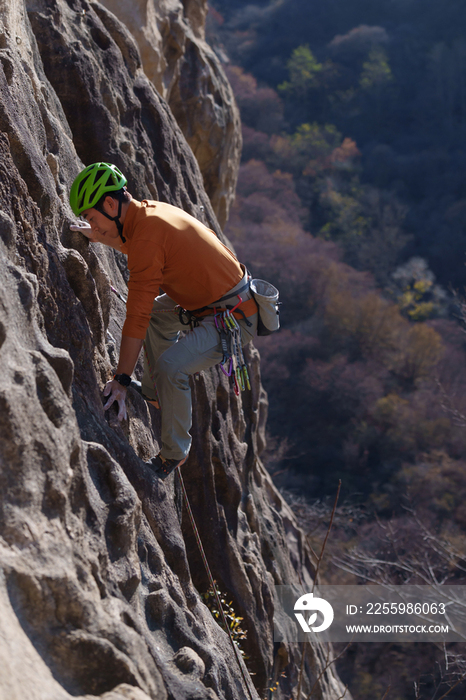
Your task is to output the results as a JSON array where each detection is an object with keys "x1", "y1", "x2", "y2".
[{"x1": 103, "y1": 195, "x2": 118, "y2": 215}]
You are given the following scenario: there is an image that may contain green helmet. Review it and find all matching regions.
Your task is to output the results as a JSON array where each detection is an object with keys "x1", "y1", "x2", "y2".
[{"x1": 69, "y1": 162, "x2": 127, "y2": 217}]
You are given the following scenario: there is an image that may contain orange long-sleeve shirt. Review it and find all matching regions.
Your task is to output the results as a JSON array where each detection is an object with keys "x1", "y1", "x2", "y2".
[{"x1": 120, "y1": 200, "x2": 243, "y2": 339}]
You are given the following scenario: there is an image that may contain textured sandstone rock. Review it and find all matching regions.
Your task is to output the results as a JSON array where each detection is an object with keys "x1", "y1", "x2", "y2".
[
  {"x1": 0, "y1": 1, "x2": 348, "y2": 699},
  {"x1": 98, "y1": 0, "x2": 242, "y2": 228}
]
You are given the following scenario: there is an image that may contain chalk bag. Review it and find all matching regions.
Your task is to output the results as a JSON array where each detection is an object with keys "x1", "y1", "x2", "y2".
[{"x1": 250, "y1": 278, "x2": 280, "y2": 336}]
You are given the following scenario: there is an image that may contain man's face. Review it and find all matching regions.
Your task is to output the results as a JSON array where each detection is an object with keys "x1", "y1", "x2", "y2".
[{"x1": 81, "y1": 196, "x2": 120, "y2": 245}]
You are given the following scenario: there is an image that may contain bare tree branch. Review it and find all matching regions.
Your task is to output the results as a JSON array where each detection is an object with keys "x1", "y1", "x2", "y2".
[
  {"x1": 312, "y1": 480, "x2": 341, "y2": 592},
  {"x1": 380, "y1": 686, "x2": 391, "y2": 700},
  {"x1": 304, "y1": 640, "x2": 354, "y2": 700}
]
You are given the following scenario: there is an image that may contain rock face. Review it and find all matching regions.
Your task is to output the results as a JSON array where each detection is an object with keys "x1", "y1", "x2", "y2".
[
  {"x1": 0, "y1": 2, "x2": 348, "y2": 700},
  {"x1": 97, "y1": 0, "x2": 242, "y2": 229}
]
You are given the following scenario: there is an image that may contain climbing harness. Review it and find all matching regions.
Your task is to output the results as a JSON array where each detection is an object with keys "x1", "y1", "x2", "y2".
[
  {"x1": 177, "y1": 469, "x2": 257, "y2": 700},
  {"x1": 109, "y1": 285, "x2": 252, "y2": 395},
  {"x1": 190, "y1": 273, "x2": 252, "y2": 314}
]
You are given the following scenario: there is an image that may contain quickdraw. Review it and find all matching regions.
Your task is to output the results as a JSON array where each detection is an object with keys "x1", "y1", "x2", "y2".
[{"x1": 214, "y1": 297, "x2": 251, "y2": 395}]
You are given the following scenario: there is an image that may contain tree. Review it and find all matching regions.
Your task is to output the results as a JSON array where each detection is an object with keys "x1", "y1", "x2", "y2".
[
  {"x1": 278, "y1": 45, "x2": 338, "y2": 123},
  {"x1": 391, "y1": 257, "x2": 449, "y2": 321},
  {"x1": 278, "y1": 44, "x2": 323, "y2": 97},
  {"x1": 359, "y1": 47, "x2": 393, "y2": 92}
]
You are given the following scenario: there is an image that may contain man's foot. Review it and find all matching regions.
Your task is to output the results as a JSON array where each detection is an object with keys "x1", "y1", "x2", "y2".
[{"x1": 146, "y1": 454, "x2": 188, "y2": 480}]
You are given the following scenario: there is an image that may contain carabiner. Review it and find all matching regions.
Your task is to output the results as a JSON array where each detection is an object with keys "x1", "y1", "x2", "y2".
[{"x1": 220, "y1": 357, "x2": 233, "y2": 377}]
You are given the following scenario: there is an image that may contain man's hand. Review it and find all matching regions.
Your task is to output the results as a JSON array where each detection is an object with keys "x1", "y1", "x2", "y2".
[
  {"x1": 70, "y1": 221, "x2": 98, "y2": 243},
  {"x1": 103, "y1": 379, "x2": 128, "y2": 421}
]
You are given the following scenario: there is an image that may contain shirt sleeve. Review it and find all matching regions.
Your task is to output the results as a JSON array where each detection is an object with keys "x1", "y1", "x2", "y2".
[{"x1": 122, "y1": 234, "x2": 165, "y2": 339}]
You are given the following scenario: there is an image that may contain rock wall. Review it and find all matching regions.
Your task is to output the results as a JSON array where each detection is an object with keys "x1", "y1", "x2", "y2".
[
  {"x1": 97, "y1": 0, "x2": 242, "y2": 229},
  {"x1": 0, "y1": 1, "x2": 348, "y2": 699}
]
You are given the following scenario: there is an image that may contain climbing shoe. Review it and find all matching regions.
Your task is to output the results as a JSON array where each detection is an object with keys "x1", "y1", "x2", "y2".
[{"x1": 146, "y1": 454, "x2": 187, "y2": 480}]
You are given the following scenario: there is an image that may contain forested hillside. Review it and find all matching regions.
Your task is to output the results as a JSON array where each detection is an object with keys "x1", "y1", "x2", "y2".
[
  {"x1": 210, "y1": 0, "x2": 466, "y2": 288},
  {"x1": 207, "y1": 1, "x2": 466, "y2": 697},
  {"x1": 208, "y1": 0, "x2": 466, "y2": 501}
]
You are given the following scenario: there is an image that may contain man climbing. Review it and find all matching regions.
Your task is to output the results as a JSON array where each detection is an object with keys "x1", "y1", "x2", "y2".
[{"x1": 69, "y1": 162, "x2": 258, "y2": 479}]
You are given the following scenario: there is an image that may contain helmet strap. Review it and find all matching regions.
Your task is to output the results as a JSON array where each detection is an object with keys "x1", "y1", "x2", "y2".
[{"x1": 96, "y1": 192, "x2": 126, "y2": 243}]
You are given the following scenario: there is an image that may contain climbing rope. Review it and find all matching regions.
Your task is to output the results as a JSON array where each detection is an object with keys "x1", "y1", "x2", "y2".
[{"x1": 177, "y1": 469, "x2": 257, "y2": 700}]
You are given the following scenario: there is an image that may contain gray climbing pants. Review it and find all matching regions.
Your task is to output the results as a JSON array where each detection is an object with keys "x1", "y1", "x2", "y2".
[{"x1": 141, "y1": 288, "x2": 258, "y2": 460}]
